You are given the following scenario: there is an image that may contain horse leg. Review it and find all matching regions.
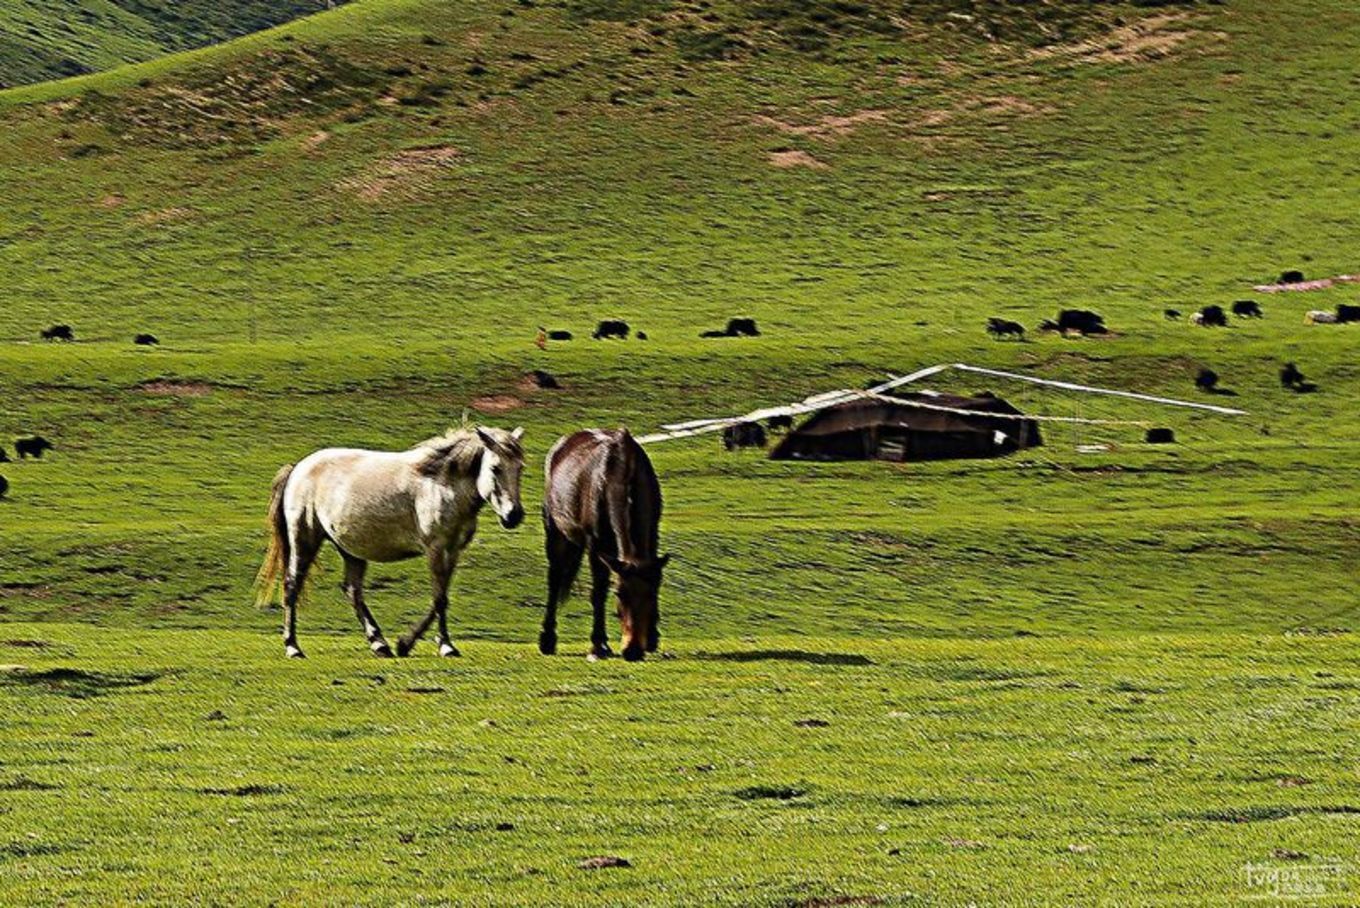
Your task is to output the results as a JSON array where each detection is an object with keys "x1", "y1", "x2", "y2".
[
  {"x1": 646, "y1": 601, "x2": 660, "y2": 653},
  {"x1": 587, "y1": 550, "x2": 613, "y2": 661},
  {"x1": 342, "y1": 554, "x2": 392, "y2": 657},
  {"x1": 283, "y1": 529, "x2": 321, "y2": 659},
  {"x1": 541, "y1": 525, "x2": 583, "y2": 656},
  {"x1": 397, "y1": 548, "x2": 457, "y2": 657}
]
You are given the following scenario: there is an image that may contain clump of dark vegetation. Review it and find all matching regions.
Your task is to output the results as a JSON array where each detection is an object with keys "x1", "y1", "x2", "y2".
[
  {"x1": 569, "y1": 0, "x2": 1141, "y2": 63},
  {"x1": 566, "y1": 0, "x2": 673, "y2": 21},
  {"x1": 1192, "y1": 804, "x2": 1360, "y2": 823},
  {"x1": 733, "y1": 784, "x2": 808, "y2": 800},
  {"x1": 197, "y1": 783, "x2": 286, "y2": 797},
  {"x1": 0, "y1": 667, "x2": 160, "y2": 699},
  {"x1": 0, "y1": 775, "x2": 60, "y2": 791}
]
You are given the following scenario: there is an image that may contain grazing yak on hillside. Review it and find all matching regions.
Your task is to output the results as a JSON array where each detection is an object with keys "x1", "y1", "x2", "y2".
[
  {"x1": 593, "y1": 320, "x2": 630, "y2": 340},
  {"x1": 986, "y1": 317, "x2": 1025, "y2": 340},
  {"x1": 134, "y1": 333, "x2": 159, "y2": 346},
  {"x1": 1192, "y1": 305, "x2": 1228, "y2": 327},
  {"x1": 1039, "y1": 309, "x2": 1107, "y2": 336},
  {"x1": 1232, "y1": 300, "x2": 1263, "y2": 318},
  {"x1": 723, "y1": 422, "x2": 767, "y2": 451},
  {"x1": 1194, "y1": 368, "x2": 1220, "y2": 393},
  {"x1": 1336, "y1": 304, "x2": 1360, "y2": 324},
  {"x1": 527, "y1": 369, "x2": 561, "y2": 389},
  {"x1": 701, "y1": 317, "x2": 761, "y2": 338},
  {"x1": 1279, "y1": 269, "x2": 1306, "y2": 284},
  {"x1": 1279, "y1": 361, "x2": 1316, "y2": 392},
  {"x1": 15, "y1": 437, "x2": 53, "y2": 459},
  {"x1": 539, "y1": 326, "x2": 574, "y2": 341},
  {"x1": 40, "y1": 325, "x2": 74, "y2": 341}
]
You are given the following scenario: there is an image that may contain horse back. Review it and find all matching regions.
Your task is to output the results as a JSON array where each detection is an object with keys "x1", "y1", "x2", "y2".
[{"x1": 545, "y1": 430, "x2": 661, "y2": 559}]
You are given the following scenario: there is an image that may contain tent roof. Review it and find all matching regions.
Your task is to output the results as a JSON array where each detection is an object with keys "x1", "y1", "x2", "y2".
[{"x1": 787, "y1": 391, "x2": 1026, "y2": 437}]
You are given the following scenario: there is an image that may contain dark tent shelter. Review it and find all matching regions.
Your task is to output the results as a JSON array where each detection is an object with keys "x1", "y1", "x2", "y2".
[{"x1": 769, "y1": 391, "x2": 1041, "y2": 462}]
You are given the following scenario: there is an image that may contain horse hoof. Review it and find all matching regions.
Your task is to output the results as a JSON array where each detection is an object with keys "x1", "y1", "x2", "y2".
[
  {"x1": 587, "y1": 645, "x2": 612, "y2": 662},
  {"x1": 371, "y1": 641, "x2": 394, "y2": 658},
  {"x1": 538, "y1": 632, "x2": 557, "y2": 656},
  {"x1": 395, "y1": 638, "x2": 414, "y2": 657},
  {"x1": 285, "y1": 645, "x2": 306, "y2": 659},
  {"x1": 438, "y1": 642, "x2": 460, "y2": 658}
]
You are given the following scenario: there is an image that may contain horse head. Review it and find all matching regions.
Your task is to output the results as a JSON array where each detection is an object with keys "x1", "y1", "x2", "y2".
[
  {"x1": 475, "y1": 426, "x2": 526, "y2": 529},
  {"x1": 601, "y1": 552, "x2": 670, "y2": 661}
]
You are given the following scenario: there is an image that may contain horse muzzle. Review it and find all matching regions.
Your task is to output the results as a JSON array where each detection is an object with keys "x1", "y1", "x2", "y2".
[{"x1": 500, "y1": 506, "x2": 525, "y2": 529}]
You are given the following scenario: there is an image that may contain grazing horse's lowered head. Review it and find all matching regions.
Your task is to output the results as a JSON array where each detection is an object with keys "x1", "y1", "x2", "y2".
[{"x1": 601, "y1": 552, "x2": 670, "y2": 661}]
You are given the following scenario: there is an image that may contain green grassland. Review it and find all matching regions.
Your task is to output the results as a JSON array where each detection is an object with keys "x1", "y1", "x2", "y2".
[
  {"x1": 0, "y1": 0, "x2": 347, "y2": 88},
  {"x1": 1, "y1": 0, "x2": 1359, "y2": 902}
]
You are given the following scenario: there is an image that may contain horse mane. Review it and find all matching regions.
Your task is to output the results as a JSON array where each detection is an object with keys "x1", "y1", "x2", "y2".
[{"x1": 411, "y1": 427, "x2": 522, "y2": 478}]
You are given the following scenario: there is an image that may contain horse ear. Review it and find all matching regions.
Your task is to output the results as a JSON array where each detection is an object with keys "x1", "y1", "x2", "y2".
[
  {"x1": 476, "y1": 427, "x2": 497, "y2": 448},
  {"x1": 511, "y1": 426, "x2": 524, "y2": 441}
]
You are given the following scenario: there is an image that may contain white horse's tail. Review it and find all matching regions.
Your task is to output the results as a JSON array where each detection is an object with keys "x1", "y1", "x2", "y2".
[{"x1": 254, "y1": 464, "x2": 295, "y2": 607}]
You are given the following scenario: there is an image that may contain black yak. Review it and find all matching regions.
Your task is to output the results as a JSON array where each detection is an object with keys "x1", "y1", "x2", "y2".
[
  {"x1": 15, "y1": 436, "x2": 54, "y2": 459},
  {"x1": 1194, "y1": 305, "x2": 1228, "y2": 327},
  {"x1": 527, "y1": 369, "x2": 561, "y2": 389},
  {"x1": 722, "y1": 422, "x2": 767, "y2": 451},
  {"x1": 40, "y1": 325, "x2": 74, "y2": 341},
  {"x1": 702, "y1": 317, "x2": 760, "y2": 338},
  {"x1": 1055, "y1": 309, "x2": 1108, "y2": 335},
  {"x1": 592, "y1": 320, "x2": 630, "y2": 340},
  {"x1": 134, "y1": 333, "x2": 160, "y2": 345},
  {"x1": 1232, "y1": 300, "x2": 1263, "y2": 318},
  {"x1": 986, "y1": 317, "x2": 1025, "y2": 340}
]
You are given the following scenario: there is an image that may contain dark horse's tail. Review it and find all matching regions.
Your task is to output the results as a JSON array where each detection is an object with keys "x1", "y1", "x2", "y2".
[{"x1": 254, "y1": 464, "x2": 295, "y2": 607}]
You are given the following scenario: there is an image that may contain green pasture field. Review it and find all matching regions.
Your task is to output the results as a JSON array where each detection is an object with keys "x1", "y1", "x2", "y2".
[{"x1": 0, "y1": 0, "x2": 1358, "y2": 902}]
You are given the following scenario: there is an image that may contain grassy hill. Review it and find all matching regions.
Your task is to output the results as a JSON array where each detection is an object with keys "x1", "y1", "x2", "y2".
[
  {"x1": 0, "y1": 0, "x2": 345, "y2": 87},
  {"x1": 2, "y1": 0, "x2": 1360, "y2": 903}
]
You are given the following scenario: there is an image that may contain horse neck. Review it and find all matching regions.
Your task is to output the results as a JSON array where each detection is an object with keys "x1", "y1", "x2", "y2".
[
  {"x1": 606, "y1": 450, "x2": 657, "y2": 563},
  {"x1": 437, "y1": 464, "x2": 485, "y2": 513}
]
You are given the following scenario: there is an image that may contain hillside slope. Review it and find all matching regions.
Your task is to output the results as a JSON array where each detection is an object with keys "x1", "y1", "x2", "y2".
[{"x1": 0, "y1": 0, "x2": 345, "y2": 87}]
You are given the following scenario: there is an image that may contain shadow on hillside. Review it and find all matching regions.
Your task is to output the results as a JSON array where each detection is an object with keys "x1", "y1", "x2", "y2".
[{"x1": 694, "y1": 649, "x2": 874, "y2": 666}]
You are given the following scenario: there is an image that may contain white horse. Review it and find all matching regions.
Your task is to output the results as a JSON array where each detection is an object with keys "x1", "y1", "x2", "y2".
[{"x1": 256, "y1": 426, "x2": 525, "y2": 658}]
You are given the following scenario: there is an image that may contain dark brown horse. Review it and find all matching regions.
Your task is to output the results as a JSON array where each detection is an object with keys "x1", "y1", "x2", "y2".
[{"x1": 541, "y1": 428, "x2": 668, "y2": 661}]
